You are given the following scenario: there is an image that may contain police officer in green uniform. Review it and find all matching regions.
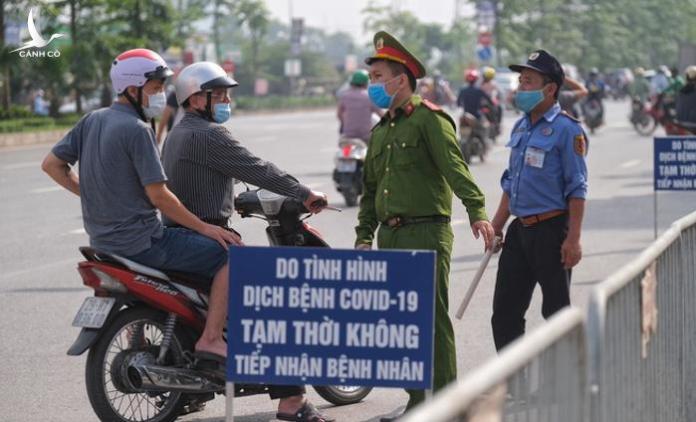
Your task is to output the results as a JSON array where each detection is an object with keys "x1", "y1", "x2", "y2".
[{"x1": 354, "y1": 31, "x2": 495, "y2": 420}]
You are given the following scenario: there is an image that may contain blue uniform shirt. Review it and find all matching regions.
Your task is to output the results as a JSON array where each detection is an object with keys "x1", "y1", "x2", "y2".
[{"x1": 501, "y1": 102, "x2": 588, "y2": 217}]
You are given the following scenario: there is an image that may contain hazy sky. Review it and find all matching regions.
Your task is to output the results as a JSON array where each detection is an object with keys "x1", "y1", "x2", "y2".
[{"x1": 263, "y1": 0, "x2": 472, "y2": 42}]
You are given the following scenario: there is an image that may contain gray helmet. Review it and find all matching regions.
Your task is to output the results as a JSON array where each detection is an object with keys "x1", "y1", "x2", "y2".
[{"x1": 175, "y1": 61, "x2": 238, "y2": 106}]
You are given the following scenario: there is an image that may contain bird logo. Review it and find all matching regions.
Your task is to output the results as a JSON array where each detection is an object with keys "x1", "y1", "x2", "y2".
[{"x1": 11, "y1": 8, "x2": 65, "y2": 53}]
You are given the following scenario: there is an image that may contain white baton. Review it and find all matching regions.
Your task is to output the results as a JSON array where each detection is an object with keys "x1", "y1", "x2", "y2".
[{"x1": 455, "y1": 238, "x2": 501, "y2": 320}]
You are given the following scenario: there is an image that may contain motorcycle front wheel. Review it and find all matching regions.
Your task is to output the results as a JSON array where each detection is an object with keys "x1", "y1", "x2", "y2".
[
  {"x1": 85, "y1": 307, "x2": 193, "y2": 422},
  {"x1": 633, "y1": 114, "x2": 657, "y2": 136},
  {"x1": 313, "y1": 385, "x2": 373, "y2": 406}
]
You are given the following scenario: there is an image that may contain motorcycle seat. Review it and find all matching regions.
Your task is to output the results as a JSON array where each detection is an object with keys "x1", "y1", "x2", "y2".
[
  {"x1": 80, "y1": 247, "x2": 170, "y2": 281},
  {"x1": 675, "y1": 120, "x2": 696, "y2": 130},
  {"x1": 164, "y1": 271, "x2": 212, "y2": 294}
]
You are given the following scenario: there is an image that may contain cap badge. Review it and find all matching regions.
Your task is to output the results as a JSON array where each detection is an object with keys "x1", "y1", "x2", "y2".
[
  {"x1": 376, "y1": 38, "x2": 384, "y2": 49},
  {"x1": 529, "y1": 52, "x2": 540, "y2": 60}
]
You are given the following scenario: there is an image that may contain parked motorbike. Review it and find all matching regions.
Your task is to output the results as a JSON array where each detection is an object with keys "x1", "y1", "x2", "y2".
[
  {"x1": 332, "y1": 137, "x2": 367, "y2": 207},
  {"x1": 582, "y1": 98, "x2": 603, "y2": 134},
  {"x1": 68, "y1": 190, "x2": 370, "y2": 422},
  {"x1": 459, "y1": 112, "x2": 489, "y2": 164}
]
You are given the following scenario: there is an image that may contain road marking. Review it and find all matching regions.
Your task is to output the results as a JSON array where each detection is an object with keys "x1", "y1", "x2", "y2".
[
  {"x1": 0, "y1": 258, "x2": 76, "y2": 281},
  {"x1": 620, "y1": 159, "x2": 641, "y2": 168},
  {"x1": 1, "y1": 161, "x2": 41, "y2": 170},
  {"x1": 69, "y1": 228, "x2": 86, "y2": 235},
  {"x1": 30, "y1": 186, "x2": 63, "y2": 193},
  {"x1": 452, "y1": 219, "x2": 467, "y2": 227}
]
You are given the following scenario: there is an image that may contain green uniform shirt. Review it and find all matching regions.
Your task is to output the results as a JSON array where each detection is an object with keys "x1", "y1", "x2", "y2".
[{"x1": 355, "y1": 95, "x2": 488, "y2": 246}]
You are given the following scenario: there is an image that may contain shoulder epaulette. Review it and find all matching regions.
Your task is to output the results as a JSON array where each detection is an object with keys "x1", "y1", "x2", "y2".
[
  {"x1": 422, "y1": 99, "x2": 442, "y2": 111},
  {"x1": 560, "y1": 110, "x2": 581, "y2": 123}
]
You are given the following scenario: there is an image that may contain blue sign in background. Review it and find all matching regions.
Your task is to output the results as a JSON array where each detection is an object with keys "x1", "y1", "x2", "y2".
[
  {"x1": 227, "y1": 246, "x2": 436, "y2": 390},
  {"x1": 654, "y1": 136, "x2": 696, "y2": 191}
]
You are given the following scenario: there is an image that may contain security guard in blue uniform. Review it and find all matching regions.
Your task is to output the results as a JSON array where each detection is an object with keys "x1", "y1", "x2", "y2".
[{"x1": 490, "y1": 49, "x2": 588, "y2": 351}]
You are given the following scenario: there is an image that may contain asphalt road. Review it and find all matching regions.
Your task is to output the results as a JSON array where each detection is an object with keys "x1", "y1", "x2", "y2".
[{"x1": 1, "y1": 99, "x2": 694, "y2": 422}]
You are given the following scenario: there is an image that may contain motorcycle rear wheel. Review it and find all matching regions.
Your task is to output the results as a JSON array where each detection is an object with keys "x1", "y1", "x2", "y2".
[
  {"x1": 85, "y1": 307, "x2": 193, "y2": 422},
  {"x1": 343, "y1": 190, "x2": 359, "y2": 207},
  {"x1": 313, "y1": 385, "x2": 373, "y2": 406}
]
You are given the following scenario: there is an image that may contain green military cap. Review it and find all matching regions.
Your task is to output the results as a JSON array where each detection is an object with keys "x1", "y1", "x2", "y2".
[{"x1": 365, "y1": 31, "x2": 426, "y2": 79}]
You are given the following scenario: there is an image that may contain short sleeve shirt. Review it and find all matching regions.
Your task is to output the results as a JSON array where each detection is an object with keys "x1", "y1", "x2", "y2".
[
  {"x1": 500, "y1": 103, "x2": 588, "y2": 217},
  {"x1": 52, "y1": 103, "x2": 167, "y2": 255}
]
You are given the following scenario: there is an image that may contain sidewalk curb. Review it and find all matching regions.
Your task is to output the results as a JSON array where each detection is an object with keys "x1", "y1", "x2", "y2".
[
  {"x1": 0, "y1": 128, "x2": 69, "y2": 148},
  {"x1": 0, "y1": 107, "x2": 335, "y2": 149}
]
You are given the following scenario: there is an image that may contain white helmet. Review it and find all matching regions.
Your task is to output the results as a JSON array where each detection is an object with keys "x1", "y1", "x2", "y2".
[
  {"x1": 110, "y1": 48, "x2": 173, "y2": 94},
  {"x1": 686, "y1": 65, "x2": 696, "y2": 82},
  {"x1": 175, "y1": 61, "x2": 238, "y2": 106}
]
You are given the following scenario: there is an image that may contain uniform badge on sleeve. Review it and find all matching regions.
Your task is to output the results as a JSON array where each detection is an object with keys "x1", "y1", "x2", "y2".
[{"x1": 574, "y1": 134, "x2": 587, "y2": 156}]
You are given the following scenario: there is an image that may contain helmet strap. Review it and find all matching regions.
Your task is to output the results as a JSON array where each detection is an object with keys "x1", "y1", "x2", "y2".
[
  {"x1": 193, "y1": 91, "x2": 215, "y2": 122},
  {"x1": 123, "y1": 87, "x2": 151, "y2": 124}
]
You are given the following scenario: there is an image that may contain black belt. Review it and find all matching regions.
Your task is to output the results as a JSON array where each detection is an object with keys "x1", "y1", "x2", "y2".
[{"x1": 383, "y1": 215, "x2": 450, "y2": 228}]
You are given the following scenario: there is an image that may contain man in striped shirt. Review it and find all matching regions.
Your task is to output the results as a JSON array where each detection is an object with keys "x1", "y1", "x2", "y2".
[{"x1": 162, "y1": 62, "x2": 333, "y2": 422}]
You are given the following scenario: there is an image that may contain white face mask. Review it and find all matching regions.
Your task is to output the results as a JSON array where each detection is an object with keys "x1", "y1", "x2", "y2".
[{"x1": 143, "y1": 91, "x2": 166, "y2": 119}]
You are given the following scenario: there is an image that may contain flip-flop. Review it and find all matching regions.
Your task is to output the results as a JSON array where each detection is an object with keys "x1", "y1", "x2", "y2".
[
  {"x1": 193, "y1": 351, "x2": 227, "y2": 379},
  {"x1": 276, "y1": 401, "x2": 335, "y2": 422}
]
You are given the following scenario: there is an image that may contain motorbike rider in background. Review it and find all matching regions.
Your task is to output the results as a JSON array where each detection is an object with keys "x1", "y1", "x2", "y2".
[
  {"x1": 584, "y1": 68, "x2": 606, "y2": 123},
  {"x1": 480, "y1": 66, "x2": 503, "y2": 126},
  {"x1": 676, "y1": 66, "x2": 696, "y2": 126},
  {"x1": 337, "y1": 69, "x2": 384, "y2": 143},
  {"x1": 457, "y1": 69, "x2": 494, "y2": 120},
  {"x1": 630, "y1": 67, "x2": 651, "y2": 104}
]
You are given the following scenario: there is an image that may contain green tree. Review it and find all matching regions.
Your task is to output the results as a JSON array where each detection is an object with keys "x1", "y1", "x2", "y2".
[{"x1": 233, "y1": 0, "x2": 269, "y2": 83}]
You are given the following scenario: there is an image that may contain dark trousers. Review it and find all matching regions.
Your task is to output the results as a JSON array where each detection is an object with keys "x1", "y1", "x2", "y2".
[
  {"x1": 491, "y1": 215, "x2": 571, "y2": 351},
  {"x1": 269, "y1": 385, "x2": 305, "y2": 400}
]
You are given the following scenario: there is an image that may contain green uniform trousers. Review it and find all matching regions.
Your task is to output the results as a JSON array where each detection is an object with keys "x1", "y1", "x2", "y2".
[{"x1": 377, "y1": 221, "x2": 456, "y2": 410}]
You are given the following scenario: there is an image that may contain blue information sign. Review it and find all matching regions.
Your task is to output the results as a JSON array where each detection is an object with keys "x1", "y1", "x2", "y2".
[
  {"x1": 227, "y1": 246, "x2": 436, "y2": 389},
  {"x1": 654, "y1": 136, "x2": 696, "y2": 190},
  {"x1": 476, "y1": 45, "x2": 493, "y2": 62}
]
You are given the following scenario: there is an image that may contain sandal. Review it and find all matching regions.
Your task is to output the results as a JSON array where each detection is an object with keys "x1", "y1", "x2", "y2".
[
  {"x1": 193, "y1": 351, "x2": 226, "y2": 380},
  {"x1": 276, "y1": 401, "x2": 335, "y2": 422}
]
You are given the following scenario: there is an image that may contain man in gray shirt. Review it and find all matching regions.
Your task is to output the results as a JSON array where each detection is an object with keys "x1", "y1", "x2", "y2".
[
  {"x1": 41, "y1": 48, "x2": 239, "y2": 361},
  {"x1": 162, "y1": 61, "x2": 332, "y2": 422},
  {"x1": 337, "y1": 69, "x2": 383, "y2": 143}
]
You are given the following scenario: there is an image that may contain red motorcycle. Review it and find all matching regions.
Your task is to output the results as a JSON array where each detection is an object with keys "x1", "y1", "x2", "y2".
[
  {"x1": 631, "y1": 95, "x2": 693, "y2": 136},
  {"x1": 68, "y1": 189, "x2": 371, "y2": 422}
]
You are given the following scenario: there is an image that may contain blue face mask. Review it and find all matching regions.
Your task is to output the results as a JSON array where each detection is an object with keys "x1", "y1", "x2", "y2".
[
  {"x1": 367, "y1": 76, "x2": 401, "y2": 108},
  {"x1": 213, "y1": 103, "x2": 231, "y2": 123},
  {"x1": 514, "y1": 88, "x2": 546, "y2": 113}
]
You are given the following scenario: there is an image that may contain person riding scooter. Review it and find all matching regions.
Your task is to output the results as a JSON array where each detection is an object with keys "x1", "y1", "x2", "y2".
[
  {"x1": 457, "y1": 69, "x2": 494, "y2": 120},
  {"x1": 162, "y1": 61, "x2": 332, "y2": 422},
  {"x1": 676, "y1": 65, "x2": 696, "y2": 130},
  {"x1": 584, "y1": 68, "x2": 605, "y2": 124},
  {"x1": 337, "y1": 69, "x2": 383, "y2": 143}
]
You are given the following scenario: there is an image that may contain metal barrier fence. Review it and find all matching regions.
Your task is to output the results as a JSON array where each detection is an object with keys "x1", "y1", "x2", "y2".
[
  {"x1": 401, "y1": 308, "x2": 587, "y2": 422},
  {"x1": 587, "y1": 211, "x2": 696, "y2": 422},
  {"x1": 402, "y1": 210, "x2": 696, "y2": 422}
]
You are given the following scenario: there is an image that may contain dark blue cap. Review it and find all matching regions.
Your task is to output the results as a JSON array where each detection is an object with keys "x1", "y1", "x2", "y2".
[{"x1": 509, "y1": 49, "x2": 564, "y2": 87}]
